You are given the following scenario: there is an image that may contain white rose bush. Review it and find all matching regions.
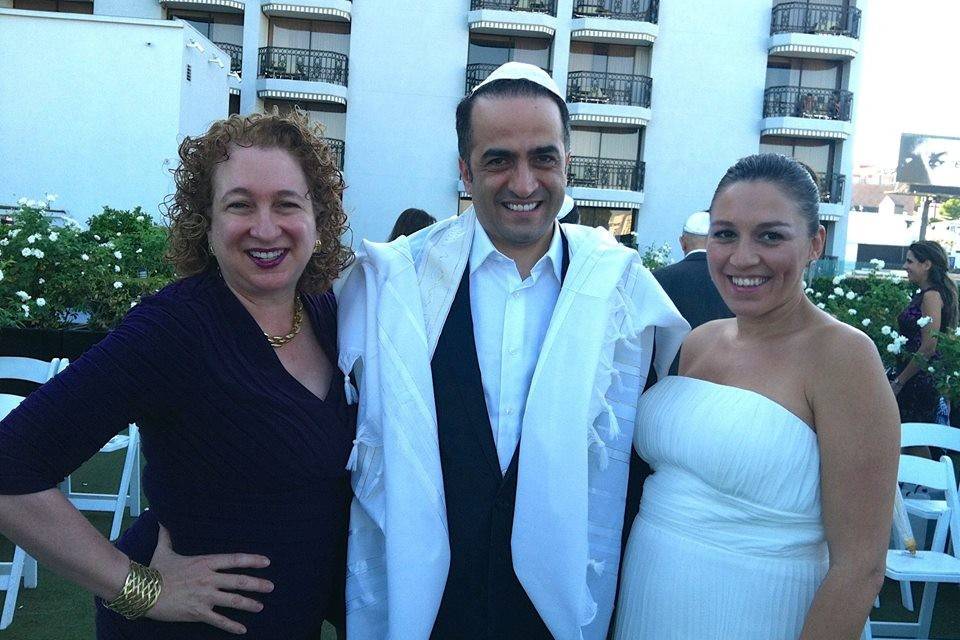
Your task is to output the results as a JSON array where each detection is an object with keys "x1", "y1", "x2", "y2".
[
  {"x1": 807, "y1": 267, "x2": 960, "y2": 401},
  {"x1": 1, "y1": 200, "x2": 175, "y2": 330}
]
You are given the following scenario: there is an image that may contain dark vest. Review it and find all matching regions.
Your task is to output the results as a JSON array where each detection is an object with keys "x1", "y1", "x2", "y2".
[{"x1": 429, "y1": 237, "x2": 568, "y2": 640}]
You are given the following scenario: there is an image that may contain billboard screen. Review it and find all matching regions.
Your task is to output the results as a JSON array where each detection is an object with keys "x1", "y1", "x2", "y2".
[{"x1": 897, "y1": 133, "x2": 960, "y2": 190}]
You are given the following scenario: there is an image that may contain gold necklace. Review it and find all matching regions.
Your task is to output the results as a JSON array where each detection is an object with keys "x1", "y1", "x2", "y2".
[{"x1": 264, "y1": 298, "x2": 303, "y2": 349}]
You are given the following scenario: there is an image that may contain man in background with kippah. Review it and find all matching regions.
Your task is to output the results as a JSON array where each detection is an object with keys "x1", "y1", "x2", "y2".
[
  {"x1": 337, "y1": 62, "x2": 688, "y2": 639},
  {"x1": 654, "y1": 211, "x2": 733, "y2": 375}
]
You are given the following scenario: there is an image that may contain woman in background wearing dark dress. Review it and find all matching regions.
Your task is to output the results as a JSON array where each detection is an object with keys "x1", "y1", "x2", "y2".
[
  {"x1": 890, "y1": 240, "x2": 958, "y2": 426},
  {"x1": 0, "y1": 110, "x2": 354, "y2": 638}
]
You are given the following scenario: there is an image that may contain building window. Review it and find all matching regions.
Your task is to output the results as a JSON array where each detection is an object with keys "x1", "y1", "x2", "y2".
[
  {"x1": 13, "y1": 0, "x2": 93, "y2": 13},
  {"x1": 168, "y1": 9, "x2": 243, "y2": 46},
  {"x1": 568, "y1": 42, "x2": 650, "y2": 76},
  {"x1": 186, "y1": 65, "x2": 192, "y2": 82},
  {"x1": 467, "y1": 34, "x2": 552, "y2": 71},
  {"x1": 229, "y1": 94, "x2": 240, "y2": 116},
  {"x1": 578, "y1": 207, "x2": 636, "y2": 236},
  {"x1": 268, "y1": 18, "x2": 351, "y2": 56},
  {"x1": 766, "y1": 56, "x2": 844, "y2": 91}
]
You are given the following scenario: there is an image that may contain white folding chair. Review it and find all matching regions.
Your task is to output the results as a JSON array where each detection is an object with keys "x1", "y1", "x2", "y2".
[
  {"x1": 0, "y1": 389, "x2": 44, "y2": 630},
  {"x1": 896, "y1": 423, "x2": 960, "y2": 611},
  {"x1": 871, "y1": 454, "x2": 960, "y2": 640},
  {"x1": 55, "y1": 359, "x2": 141, "y2": 541}
]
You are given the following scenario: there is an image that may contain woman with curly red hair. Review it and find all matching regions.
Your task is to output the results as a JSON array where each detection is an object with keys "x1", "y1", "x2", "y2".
[{"x1": 0, "y1": 110, "x2": 354, "y2": 638}]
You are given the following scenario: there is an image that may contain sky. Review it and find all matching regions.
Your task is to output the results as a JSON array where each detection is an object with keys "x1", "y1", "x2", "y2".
[{"x1": 853, "y1": 0, "x2": 960, "y2": 168}]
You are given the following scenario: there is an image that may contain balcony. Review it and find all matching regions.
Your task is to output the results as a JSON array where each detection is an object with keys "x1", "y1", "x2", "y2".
[
  {"x1": 214, "y1": 42, "x2": 242, "y2": 73},
  {"x1": 470, "y1": 0, "x2": 556, "y2": 15},
  {"x1": 566, "y1": 71, "x2": 652, "y2": 127},
  {"x1": 763, "y1": 86, "x2": 852, "y2": 120},
  {"x1": 572, "y1": 0, "x2": 658, "y2": 22},
  {"x1": 468, "y1": 0, "x2": 558, "y2": 37},
  {"x1": 567, "y1": 71, "x2": 650, "y2": 107},
  {"x1": 761, "y1": 87, "x2": 854, "y2": 140},
  {"x1": 465, "y1": 62, "x2": 551, "y2": 95},
  {"x1": 769, "y1": 2, "x2": 861, "y2": 59},
  {"x1": 570, "y1": 0, "x2": 657, "y2": 44},
  {"x1": 771, "y1": 2, "x2": 861, "y2": 38},
  {"x1": 159, "y1": 0, "x2": 244, "y2": 11},
  {"x1": 257, "y1": 47, "x2": 348, "y2": 105},
  {"x1": 815, "y1": 172, "x2": 845, "y2": 204},
  {"x1": 568, "y1": 157, "x2": 644, "y2": 191},
  {"x1": 260, "y1": 1, "x2": 352, "y2": 23},
  {"x1": 258, "y1": 47, "x2": 347, "y2": 85},
  {"x1": 323, "y1": 137, "x2": 344, "y2": 170}
]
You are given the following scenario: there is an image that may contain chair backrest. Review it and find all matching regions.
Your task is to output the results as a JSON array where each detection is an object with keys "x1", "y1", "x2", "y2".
[
  {"x1": 0, "y1": 392, "x2": 25, "y2": 419},
  {"x1": 0, "y1": 356, "x2": 59, "y2": 384},
  {"x1": 899, "y1": 453, "x2": 960, "y2": 555},
  {"x1": 901, "y1": 422, "x2": 960, "y2": 453}
]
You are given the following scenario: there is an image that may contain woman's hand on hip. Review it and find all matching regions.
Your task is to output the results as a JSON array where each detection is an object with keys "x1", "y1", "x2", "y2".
[{"x1": 145, "y1": 524, "x2": 273, "y2": 634}]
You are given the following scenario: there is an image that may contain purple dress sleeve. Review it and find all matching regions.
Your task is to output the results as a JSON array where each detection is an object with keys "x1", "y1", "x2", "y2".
[{"x1": 0, "y1": 295, "x2": 197, "y2": 494}]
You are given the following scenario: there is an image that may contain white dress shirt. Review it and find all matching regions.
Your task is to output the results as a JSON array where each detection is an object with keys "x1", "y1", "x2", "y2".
[{"x1": 469, "y1": 221, "x2": 563, "y2": 473}]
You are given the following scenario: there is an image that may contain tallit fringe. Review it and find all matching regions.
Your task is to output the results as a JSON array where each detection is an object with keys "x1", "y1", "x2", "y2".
[
  {"x1": 343, "y1": 373, "x2": 359, "y2": 405},
  {"x1": 586, "y1": 288, "x2": 644, "y2": 466},
  {"x1": 345, "y1": 427, "x2": 381, "y2": 471}
]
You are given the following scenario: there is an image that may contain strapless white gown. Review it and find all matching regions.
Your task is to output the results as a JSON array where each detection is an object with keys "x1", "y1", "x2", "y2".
[{"x1": 613, "y1": 376, "x2": 830, "y2": 639}]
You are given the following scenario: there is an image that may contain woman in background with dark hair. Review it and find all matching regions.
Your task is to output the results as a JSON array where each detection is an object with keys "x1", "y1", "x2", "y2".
[
  {"x1": 890, "y1": 240, "x2": 959, "y2": 425},
  {"x1": 614, "y1": 154, "x2": 898, "y2": 639},
  {"x1": 386, "y1": 207, "x2": 436, "y2": 241}
]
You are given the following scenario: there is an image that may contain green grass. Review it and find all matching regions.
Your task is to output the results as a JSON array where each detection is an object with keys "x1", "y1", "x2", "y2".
[{"x1": 2, "y1": 453, "x2": 959, "y2": 638}]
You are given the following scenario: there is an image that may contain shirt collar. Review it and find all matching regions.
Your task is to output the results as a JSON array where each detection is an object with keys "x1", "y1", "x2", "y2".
[{"x1": 470, "y1": 218, "x2": 563, "y2": 282}]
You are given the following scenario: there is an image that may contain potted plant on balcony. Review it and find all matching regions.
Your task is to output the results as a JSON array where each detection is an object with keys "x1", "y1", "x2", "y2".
[{"x1": 0, "y1": 199, "x2": 175, "y2": 362}]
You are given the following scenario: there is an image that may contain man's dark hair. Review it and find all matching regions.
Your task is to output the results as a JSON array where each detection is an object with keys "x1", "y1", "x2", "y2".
[
  {"x1": 455, "y1": 79, "x2": 570, "y2": 167},
  {"x1": 387, "y1": 207, "x2": 437, "y2": 241}
]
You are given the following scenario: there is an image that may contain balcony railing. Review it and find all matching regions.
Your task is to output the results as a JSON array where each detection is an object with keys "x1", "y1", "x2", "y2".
[
  {"x1": 763, "y1": 86, "x2": 853, "y2": 121},
  {"x1": 470, "y1": 0, "x2": 557, "y2": 15},
  {"x1": 465, "y1": 62, "x2": 552, "y2": 94},
  {"x1": 771, "y1": 2, "x2": 861, "y2": 38},
  {"x1": 323, "y1": 138, "x2": 344, "y2": 171},
  {"x1": 572, "y1": 0, "x2": 658, "y2": 22},
  {"x1": 214, "y1": 42, "x2": 243, "y2": 73},
  {"x1": 258, "y1": 47, "x2": 348, "y2": 86},
  {"x1": 815, "y1": 172, "x2": 845, "y2": 204},
  {"x1": 567, "y1": 71, "x2": 652, "y2": 107},
  {"x1": 568, "y1": 157, "x2": 644, "y2": 191}
]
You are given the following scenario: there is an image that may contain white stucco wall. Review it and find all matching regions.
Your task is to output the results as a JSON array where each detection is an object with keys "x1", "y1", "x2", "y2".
[
  {"x1": 0, "y1": 9, "x2": 227, "y2": 223},
  {"x1": 637, "y1": 0, "x2": 771, "y2": 256},
  {"x1": 340, "y1": 1, "x2": 469, "y2": 243}
]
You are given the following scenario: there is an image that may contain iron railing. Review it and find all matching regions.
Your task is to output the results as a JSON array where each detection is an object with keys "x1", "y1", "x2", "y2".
[
  {"x1": 568, "y1": 157, "x2": 644, "y2": 191},
  {"x1": 323, "y1": 138, "x2": 344, "y2": 170},
  {"x1": 567, "y1": 71, "x2": 652, "y2": 107},
  {"x1": 763, "y1": 86, "x2": 853, "y2": 121},
  {"x1": 470, "y1": 0, "x2": 557, "y2": 15},
  {"x1": 214, "y1": 42, "x2": 243, "y2": 73},
  {"x1": 257, "y1": 47, "x2": 348, "y2": 86},
  {"x1": 465, "y1": 62, "x2": 551, "y2": 94},
  {"x1": 815, "y1": 172, "x2": 845, "y2": 204},
  {"x1": 771, "y1": 2, "x2": 861, "y2": 38},
  {"x1": 572, "y1": 0, "x2": 658, "y2": 22}
]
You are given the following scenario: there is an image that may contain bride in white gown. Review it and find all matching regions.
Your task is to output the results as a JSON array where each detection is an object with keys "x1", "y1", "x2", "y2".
[{"x1": 613, "y1": 154, "x2": 900, "y2": 640}]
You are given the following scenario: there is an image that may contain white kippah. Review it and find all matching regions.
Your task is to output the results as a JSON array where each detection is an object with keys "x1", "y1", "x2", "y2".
[
  {"x1": 472, "y1": 61, "x2": 564, "y2": 101},
  {"x1": 682, "y1": 211, "x2": 710, "y2": 236}
]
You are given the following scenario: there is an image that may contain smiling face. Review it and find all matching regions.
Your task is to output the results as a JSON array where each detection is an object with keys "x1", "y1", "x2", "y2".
[
  {"x1": 209, "y1": 145, "x2": 318, "y2": 303},
  {"x1": 459, "y1": 94, "x2": 568, "y2": 261},
  {"x1": 903, "y1": 250, "x2": 931, "y2": 286},
  {"x1": 707, "y1": 180, "x2": 825, "y2": 319}
]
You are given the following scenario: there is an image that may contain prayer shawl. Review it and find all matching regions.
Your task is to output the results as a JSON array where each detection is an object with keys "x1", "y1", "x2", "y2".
[{"x1": 337, "y1": 210, "x2": 689, "y2": 640}]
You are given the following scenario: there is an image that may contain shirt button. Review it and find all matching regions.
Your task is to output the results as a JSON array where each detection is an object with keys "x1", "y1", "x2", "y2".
[
  {"x1": 512, "y1": 291, "x2": 520, "y2": 299},
  {"x1": 504, "y1": 407, "x2": 513, "y2": 416},
  {"x1": 509, "y1": 347, "x2": 519, "y2": 356}
]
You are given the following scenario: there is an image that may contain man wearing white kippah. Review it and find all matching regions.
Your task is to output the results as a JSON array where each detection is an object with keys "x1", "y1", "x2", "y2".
[
  {"x1": 337, "y1": 62, "x2": 689, "y2": 639},
  {"x1": 653, "y1": 211, "x2": 733, "y2": 375}
]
